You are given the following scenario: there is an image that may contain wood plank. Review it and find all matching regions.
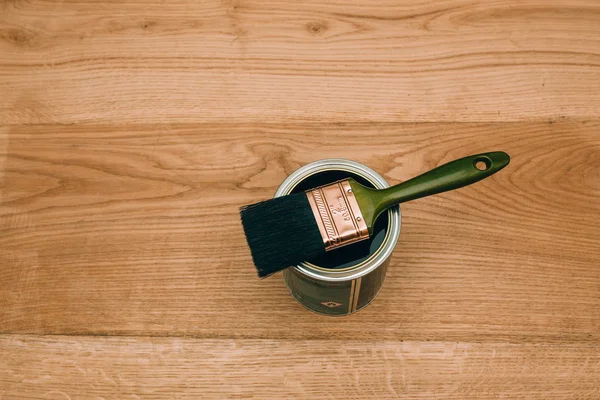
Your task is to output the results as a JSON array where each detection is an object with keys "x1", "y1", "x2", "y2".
[
  {"x1": 2, "y1": 0, "x2": 600, "y2": 124},
  {"x1": 0, "y1": 335, "x2": 598, "y2": 400},
  {"x1": 1, "y1": 121, "x2": 598, "y2": 341}
]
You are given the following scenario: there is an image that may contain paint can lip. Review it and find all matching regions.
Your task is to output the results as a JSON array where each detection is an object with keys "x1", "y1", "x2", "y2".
[{"x1": 275, "y1": 159, "x2": 401, "y2": 282}]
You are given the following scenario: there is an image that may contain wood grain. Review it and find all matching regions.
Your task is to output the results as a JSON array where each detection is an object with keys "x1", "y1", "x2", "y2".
[
  {"x1": 1, "y1": 335, "x2": 599, "y2": 400},
  {"x1": 2, "y1": 0, "x2": 600, "y2": 397},
  {"x1": 2, "y1": 0, "x2": 600, "y2": 124},
  {"x1": 1, "y1": 121, "x2": 598, "y2": 342}
]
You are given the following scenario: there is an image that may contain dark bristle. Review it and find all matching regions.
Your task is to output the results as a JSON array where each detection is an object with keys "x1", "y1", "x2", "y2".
[{"x1": 240, "y1": 193, "x2": 326, "y2": 278}]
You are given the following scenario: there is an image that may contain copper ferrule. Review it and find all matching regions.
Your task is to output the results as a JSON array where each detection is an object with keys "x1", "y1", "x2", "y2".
[{"x1": 306, "y1": 179, "x2": 369, "y2": 251}]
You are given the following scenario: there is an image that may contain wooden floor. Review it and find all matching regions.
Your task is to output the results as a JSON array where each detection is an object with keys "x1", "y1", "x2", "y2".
[{"x1": 1, "y1": 0, "x2": 599, "y2": 398}]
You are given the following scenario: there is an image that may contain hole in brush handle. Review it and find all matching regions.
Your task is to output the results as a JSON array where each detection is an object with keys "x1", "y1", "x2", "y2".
[{"x1": 473, "y1": 156, "x2": 492, "y2": 171}]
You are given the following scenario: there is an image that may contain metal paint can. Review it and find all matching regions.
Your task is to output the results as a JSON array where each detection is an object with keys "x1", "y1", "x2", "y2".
[{"x1": 275, "y1": 159, "x2": 401, "y2": 316}]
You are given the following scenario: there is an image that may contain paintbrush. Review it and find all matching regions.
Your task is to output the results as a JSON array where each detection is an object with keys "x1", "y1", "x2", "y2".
[{"x1": 241, "y1": 151, "x2": 510, "y2": 278}]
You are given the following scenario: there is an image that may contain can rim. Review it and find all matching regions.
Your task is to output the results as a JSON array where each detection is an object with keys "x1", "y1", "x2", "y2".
[{"x1": 274, "y1": 159, "x2": 401, "y2": 281}]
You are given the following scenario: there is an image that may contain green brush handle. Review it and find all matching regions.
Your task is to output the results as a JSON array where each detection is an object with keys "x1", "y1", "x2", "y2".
[{"x1": 353, "y1": 151, "x2": 510, "y2": 231}]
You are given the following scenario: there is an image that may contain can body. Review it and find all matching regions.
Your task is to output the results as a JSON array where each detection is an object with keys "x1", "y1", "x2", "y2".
[
  {"x1": 275, "y1": 159, "x2": 401, "y2": 316},
  {"x1": 282, "y1": 256, "x2": 388, "y2": 315}
]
